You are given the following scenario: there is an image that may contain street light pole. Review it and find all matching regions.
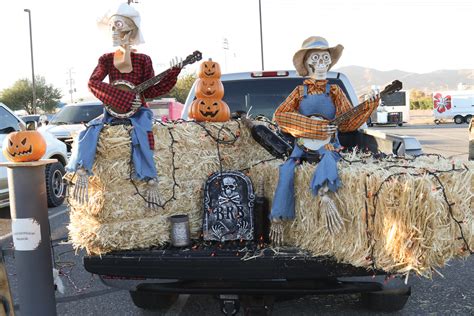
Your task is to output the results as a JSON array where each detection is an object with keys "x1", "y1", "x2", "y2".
[
  {"x1": 258, "y1": 0, "x2": 264, "y2": 70},
  {"x1": 24, "y1": 9, "x2": 37, "y2": 114}
]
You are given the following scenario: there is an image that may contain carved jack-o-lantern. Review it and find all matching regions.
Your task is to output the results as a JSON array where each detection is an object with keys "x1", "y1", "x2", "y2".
[
  {"x1": 195, "y1": 79, "x2": 224, "y2": 99},
  {"x1": 189, "y1": 98, "x2": 230, "y2": 122},
  {"x1": 198, "y1": 59, "x2": 222, "y2": 79},
  {"x1": 2, "y1": 130, "x2": 46, "y2": 162}
]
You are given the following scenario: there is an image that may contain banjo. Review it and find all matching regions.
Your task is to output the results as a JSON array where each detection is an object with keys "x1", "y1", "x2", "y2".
[
  {"x1": 105, "y1": 50, "x2": 202, "y2": 119},
  {"x1": 296, "y1": 80, "x2": 403, "y2": 152}
]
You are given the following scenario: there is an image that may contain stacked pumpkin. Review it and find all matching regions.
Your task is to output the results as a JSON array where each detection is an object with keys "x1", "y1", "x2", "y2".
[{"x1": 188, "y1": 59, "x2": 230, "y2": 122}]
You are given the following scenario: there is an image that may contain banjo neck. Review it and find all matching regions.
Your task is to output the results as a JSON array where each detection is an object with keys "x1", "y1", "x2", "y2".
[
  {"x1": 330, "y1": 80, "x2": 402, "y2": 126},
  {"x1": 133, "y1": 50, "x2": 202, "y2": 94}
]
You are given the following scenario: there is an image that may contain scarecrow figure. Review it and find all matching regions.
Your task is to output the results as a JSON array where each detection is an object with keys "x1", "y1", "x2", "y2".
[
  {"x1": 269, "y1": 36, "x2": 379, "y2": 242},
  {"x1": 66, "y1": 3, "x2": 182, "y2": 208}
]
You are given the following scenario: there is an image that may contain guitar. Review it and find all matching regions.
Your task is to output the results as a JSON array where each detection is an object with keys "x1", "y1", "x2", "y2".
[
  {"x1": 105, "y1": 50, "x2": 203, "y2": 119},
  {"x1": 296, "y1": 80, "x2": 402, "y2": 152}
]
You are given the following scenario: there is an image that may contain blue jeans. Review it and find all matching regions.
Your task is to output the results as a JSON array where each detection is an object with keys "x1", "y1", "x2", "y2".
[
  {"x1": 66, "y1": 107, "x2": 157, "y2": 180},
  {"x1": 270, "y1": 144, "x2": 341, "y2": 220}
]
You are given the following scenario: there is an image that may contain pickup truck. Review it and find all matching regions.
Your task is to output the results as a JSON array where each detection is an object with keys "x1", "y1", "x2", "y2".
[
  {"x1": 0, "y1": 102, "x2": 68, "y2": 207},
  {"x1": 83, "y1": 70, "x2": 422, "y2": 315}
]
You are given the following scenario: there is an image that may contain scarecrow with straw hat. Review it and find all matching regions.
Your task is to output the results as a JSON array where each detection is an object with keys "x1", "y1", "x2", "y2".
[
  {"x1": 66, "y1": 2, "x2": 182, "y2": 208},
  {"x1": 269, "y1": 36, "x2": 380, "y2": 243}
]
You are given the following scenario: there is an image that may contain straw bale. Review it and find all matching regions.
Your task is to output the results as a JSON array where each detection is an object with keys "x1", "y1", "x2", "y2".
[
  {"x1": 67, "y1": 121, "x2": 474, "y2": 277},
  {"x1": 68, "y1": 120, "x2": 275, "y2": 251},
  {"x1": 249, "y1": 153, "x2": 473, "y2": 277}
]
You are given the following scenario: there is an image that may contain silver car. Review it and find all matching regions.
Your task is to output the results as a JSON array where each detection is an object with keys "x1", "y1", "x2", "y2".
[{"x1": 0, "y1": 103, "x2": 69, "y2": 207}]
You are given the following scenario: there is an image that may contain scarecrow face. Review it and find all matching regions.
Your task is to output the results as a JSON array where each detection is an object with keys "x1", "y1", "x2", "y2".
[
  {"x1": 305, "y1": 51, "x2": 332, "y2": 79},
  {"x1": 109, "y1": 15, "x2": 137, "y2": 47}
]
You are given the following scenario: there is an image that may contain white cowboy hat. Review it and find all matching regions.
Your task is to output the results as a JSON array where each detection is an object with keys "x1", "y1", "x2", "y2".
[
  {"x1": 98, "y1": 3, "x2": 145, "y2": 45},
  {"x1": 292, "y1": 36, "x2": 344, "y2": 76}
]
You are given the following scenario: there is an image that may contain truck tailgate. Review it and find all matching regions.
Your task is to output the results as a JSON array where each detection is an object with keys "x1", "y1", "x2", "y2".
[{"x1": 84, "y1": 246, "x2": 379, "y2": 281}]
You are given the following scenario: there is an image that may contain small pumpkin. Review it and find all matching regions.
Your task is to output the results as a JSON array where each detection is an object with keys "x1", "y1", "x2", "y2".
[
  {"x1": 189, "y1": 98, "x2": 230, "y2": 122},
  {"x1": 198, "y1": 59, "x2": 222, "y2": 79},
  {"x1": 195, "y1": 78, "x2": 224, "y2": 99},
  {"x1": 2, "y1": 130, "x2": 46, "y2": 162}
]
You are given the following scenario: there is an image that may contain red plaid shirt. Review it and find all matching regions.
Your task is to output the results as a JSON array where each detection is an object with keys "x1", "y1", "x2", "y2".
[
  {"x1": 88, "y1": 52, "x2": 181, "y2": 113},
  {"x1": 89, "y1": 52, "x2": 180, "y2": 150}
]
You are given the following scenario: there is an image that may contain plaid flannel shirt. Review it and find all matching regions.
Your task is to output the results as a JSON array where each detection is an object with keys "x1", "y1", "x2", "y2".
[
  {"x1": 88, "y1": 52, "x2": 181, "y2": 113},
  {"x1": 88, "y1": 52, "x2": 180, "y2": 149},
  {"x1": 274, "y1": 79, "x2": 379, "y2": 139}
]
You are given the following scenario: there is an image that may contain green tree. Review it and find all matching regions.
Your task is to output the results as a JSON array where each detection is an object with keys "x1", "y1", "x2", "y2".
[
  {"x1": 0, "y1": 76, "x2": 62, "y2": 114},
  {"x1": 162, "y1": 72, "x2": 197, "y2": 103},
  {"x1": 410, "y1": 89, "x2": 433, "y2": 110}
]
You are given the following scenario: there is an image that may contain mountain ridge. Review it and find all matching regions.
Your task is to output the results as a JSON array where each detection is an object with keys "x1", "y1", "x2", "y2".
[{"x1": 333, "y1": 66, "x2": 474, "y2": 95}]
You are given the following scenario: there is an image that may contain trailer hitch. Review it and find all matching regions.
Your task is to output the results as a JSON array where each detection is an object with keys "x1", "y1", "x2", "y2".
[{"x1": 219, "y1": 294, "x2": 240, "y2": 316}]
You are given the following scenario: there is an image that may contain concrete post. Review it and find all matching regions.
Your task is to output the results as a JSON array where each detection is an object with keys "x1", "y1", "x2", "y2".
[{"x1": 1, "y1": 159, "x2": 57, "y2": 316}]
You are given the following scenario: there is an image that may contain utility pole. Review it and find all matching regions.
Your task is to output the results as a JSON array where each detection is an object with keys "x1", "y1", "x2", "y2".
[
  {"x1": 258, "y1": 0, "x2": 264, "y2": 70},
  {"x1": 66, "y1": 68, "x2": 76, "y2": 103},
  {"x1": 24, "y1": 9, "x2": 37, "y2": 114},
  {"x1": 223, "y1": 38, "x2": 229, "y2": 73}
]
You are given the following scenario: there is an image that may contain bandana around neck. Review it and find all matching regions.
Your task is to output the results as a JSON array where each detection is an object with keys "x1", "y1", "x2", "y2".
[{"x1": 113, "y1": 46, "x2": 133, "y2": 73}]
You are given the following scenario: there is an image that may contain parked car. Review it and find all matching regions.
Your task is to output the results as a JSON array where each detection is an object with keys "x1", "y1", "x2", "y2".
[
  {"x1": 19, "y1": 114, "x2": 54, "y2": 128},
  {"x1": 84, "y1": 70, "x2": 422, "y2": 313},
  {"x1": 39, "y1": 101, "x2": 104, "y2": 154},
  {"x1": 0, "y1": 102, "x2": 69, "y2": 207},
  {"x1": 19, "y1": 114, "x2": 40, "y2": 125}
]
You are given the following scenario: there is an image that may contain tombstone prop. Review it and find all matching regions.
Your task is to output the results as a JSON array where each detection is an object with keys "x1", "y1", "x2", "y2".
[{"x1": 202, "y1": 171, "x2": 255, "y2": 241}]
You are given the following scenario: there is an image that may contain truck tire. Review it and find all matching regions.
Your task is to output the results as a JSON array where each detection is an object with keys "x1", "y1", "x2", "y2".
[
  {"x1": 465, "y1": 115, "x2": 472, "y2": 124},
  {"x1": 454, "y1": 115, "x2": 464, "y2": 124},
  {"x1": 45, "y1": 162, "x2": 66, "y2": 207},
  {"x1": 360, "y1": 285, "x2": 411, "y2": 312},
  {"x1": 434, "y1": 119, "x2": 441, "y2": 125},
  {"x1": 129, "y1": 291, "x2": 178, "y2": 310}
]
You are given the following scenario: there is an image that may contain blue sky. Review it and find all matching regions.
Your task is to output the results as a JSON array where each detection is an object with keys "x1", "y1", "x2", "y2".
[{"x1": 1, "y1": 0, "x2": 473, "y2": 102}]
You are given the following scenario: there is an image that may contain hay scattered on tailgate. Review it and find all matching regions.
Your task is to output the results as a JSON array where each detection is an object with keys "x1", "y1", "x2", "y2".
[{"x1": 67, "y1": 121, "x2": 474, "y2": 278}]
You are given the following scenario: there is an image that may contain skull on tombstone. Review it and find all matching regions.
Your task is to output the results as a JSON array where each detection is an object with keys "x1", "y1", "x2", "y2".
[{"x1": 222, "y1": 177, "x2": 237, "y2": 197}]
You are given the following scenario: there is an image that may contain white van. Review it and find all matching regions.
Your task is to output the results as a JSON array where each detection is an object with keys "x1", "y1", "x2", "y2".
[{"x1": 433, "y1": 90, "x2": 474, "y2": 124}]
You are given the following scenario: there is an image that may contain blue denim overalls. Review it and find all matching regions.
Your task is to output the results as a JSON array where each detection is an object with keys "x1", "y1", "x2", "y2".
[
  {"x1": 66, "y1": 107, "x2": 158, "y2": 180},
  {"x1": 270, "y1": 84, "x2": 342, "y2": 220}
]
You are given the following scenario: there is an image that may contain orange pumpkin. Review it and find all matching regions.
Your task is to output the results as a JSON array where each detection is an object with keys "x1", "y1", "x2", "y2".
[
  {"x1": 198, "y1": 59, "x2": 222, "y2": 79},
  {"x1": 195, "y1": 79, "x2": 224, "y2": 99},
  {"x1": 2, "y1": 130, "x2": 46, "y2": 162},
  {"x1": 189, "y1": 98, "x2": 230, "y2": 122}
]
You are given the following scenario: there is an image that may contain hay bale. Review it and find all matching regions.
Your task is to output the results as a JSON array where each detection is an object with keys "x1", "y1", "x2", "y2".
[
  {"x1": 249, "y1": 153, "x2": 473, "y2": 277},
  {"x1": 67, "y1": 121, "x2": 474, "y2": 277},
  {"x1": 68, "y1": 121, "x2": 275, "y2": 252}
]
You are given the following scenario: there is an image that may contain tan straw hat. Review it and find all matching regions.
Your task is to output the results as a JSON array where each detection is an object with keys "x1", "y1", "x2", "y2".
[{"x1": 293, "y1": 36, "x2": 344, "y2": 76}]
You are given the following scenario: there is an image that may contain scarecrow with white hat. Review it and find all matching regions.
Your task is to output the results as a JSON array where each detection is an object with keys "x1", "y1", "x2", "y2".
[
  {"x1": 269, "y1": 36, "x2": 379, "y2": 243},
  {"x1": 66, "y1": 2, "x2": 182, "y2": 208}
]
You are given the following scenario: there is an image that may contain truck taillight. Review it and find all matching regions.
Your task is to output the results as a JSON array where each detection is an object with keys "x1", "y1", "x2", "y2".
[{"x1": 251, "y1": 71, "x2": 289, "y2": 78}]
